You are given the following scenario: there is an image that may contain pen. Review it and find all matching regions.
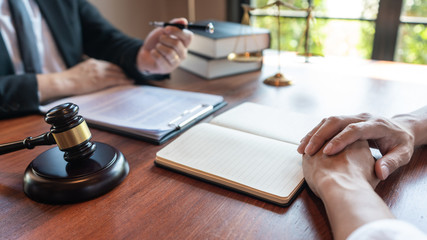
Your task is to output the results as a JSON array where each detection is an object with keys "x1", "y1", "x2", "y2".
[
  {"x1": 168, "y1": 104, "x2": 213, "y2": 129},
  {"x1": 149, "y1": 21, "x2": 214, "y2": 34}
]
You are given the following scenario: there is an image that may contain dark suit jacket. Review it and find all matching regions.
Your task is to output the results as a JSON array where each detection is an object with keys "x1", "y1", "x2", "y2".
[{"x1": 0, "y1": 0, "x2": 166, "y2": 118}]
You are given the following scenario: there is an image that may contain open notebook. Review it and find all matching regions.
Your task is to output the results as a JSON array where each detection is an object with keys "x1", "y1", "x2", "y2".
[{"x1": 155, "y1": 102, "x2": 321, "y2": 206}]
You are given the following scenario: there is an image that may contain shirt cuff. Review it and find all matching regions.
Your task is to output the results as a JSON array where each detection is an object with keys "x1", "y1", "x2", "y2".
[{"x1": 347, "y1": 219, "x2": 427, "y2": 240}]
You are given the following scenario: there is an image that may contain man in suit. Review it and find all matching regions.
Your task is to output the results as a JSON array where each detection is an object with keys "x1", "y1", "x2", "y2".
[{"x1": 0, "y1": 0, "x2": 192, "y2": 118}]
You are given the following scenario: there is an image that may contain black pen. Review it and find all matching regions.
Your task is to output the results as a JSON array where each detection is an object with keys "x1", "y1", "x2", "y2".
[{"x1": 149, "y1": 21, "x2": 214, "y2": 34}]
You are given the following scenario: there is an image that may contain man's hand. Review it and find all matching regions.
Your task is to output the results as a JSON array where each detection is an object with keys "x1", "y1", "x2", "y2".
[
  {"x1": 37, "y1": 58, "x2": 132, "y2": 102},
  {"x1": 302, "y1": 140, "x2": 379, "y2": 197},
  {"x1": 298, "y1": 113, "x2": 416, "y2": 180},
  {"x1": 136, "y1": 18, "x2": 193, "y2": 74},
  {"x1": 302, "y1": 140, "x2": 394, "y2": 240}
]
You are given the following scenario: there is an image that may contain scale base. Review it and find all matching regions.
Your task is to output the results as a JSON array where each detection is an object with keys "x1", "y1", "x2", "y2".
[
  {"x1": 23, "y1": 142, "x2": 129, "y2": 204},
  {"x1": 263, "y1": 73, "x2": 292, "y2": 87}
]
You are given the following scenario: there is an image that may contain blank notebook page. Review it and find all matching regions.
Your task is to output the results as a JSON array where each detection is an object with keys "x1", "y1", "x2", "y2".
[
  {"x1": 210, "y1": 102, "x2": 321, "y2": 145},
  {"x1": 156, "y1": 123, "x2": 303, "y2": 200}
]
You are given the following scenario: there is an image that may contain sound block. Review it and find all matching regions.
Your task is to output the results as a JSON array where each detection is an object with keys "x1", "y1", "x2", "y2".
[{"x1": 23, "y1": 142, "x2": 129, "y2": 204}]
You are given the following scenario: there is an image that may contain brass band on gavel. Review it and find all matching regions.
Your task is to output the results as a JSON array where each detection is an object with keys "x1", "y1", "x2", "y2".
[{"x1": 51, "y1": 120, "x2": 92, "y2": 150}]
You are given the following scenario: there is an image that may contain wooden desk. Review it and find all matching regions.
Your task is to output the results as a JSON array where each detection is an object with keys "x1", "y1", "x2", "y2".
[{"x1": 1, "y1": 51, "x2": 427, "y2": 239}]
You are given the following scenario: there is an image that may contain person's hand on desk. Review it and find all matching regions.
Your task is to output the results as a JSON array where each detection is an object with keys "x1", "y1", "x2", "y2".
[
  {"x1": 297, "y1": 106, "x2": 427, "y2": 180},
  {"x1": 36, "y1": 58, "x2": 133, "y2": 103},
  {"x1": 302, "y1": 140, "x2": 394, "y2": 240},
  {"x1": 137, "y1": 18, "x2": 193, "y2": 74}
]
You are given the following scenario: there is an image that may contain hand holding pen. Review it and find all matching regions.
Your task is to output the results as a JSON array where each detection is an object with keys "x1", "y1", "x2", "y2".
[
  {"x1": 150, "y1": 21, "x2": 214, "y2": 34},
  {"x1": 138, "y1": 18, "x2": 192, "y2": 74}
]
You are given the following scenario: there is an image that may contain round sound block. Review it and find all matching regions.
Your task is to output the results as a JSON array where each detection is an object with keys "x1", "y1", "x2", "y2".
[{"x1": 23, "y1": 142, "x2": 129, "y2": 204}]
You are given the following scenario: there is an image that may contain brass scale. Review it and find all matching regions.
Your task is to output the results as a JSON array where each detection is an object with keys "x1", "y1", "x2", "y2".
[{"x1": 227, "y1": 0, "x2": 321, "y2": 86}]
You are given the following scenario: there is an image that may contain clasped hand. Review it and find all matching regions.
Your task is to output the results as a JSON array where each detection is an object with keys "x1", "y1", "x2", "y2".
[
  {"x1": 302, "y1": 140, "x2": 379, "y2": 198},
  {"x1": 298, "y1": 113, "x2": 416, "y2": 180}
]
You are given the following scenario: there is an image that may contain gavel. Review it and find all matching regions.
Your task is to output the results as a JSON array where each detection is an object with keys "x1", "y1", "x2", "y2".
[
  {"x1": 0, "y1": 103, "x2": 129, "y2": 204},
  {"x1": 1, "y1": 103, "x2": 96, "y2": 160}
]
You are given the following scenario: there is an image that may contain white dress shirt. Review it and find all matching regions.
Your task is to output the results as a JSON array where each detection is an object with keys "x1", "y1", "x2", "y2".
[
  {"x1": 347, "y1": 219, "x2": 427, "y2": 240},
  {"x1": 0, "y1": 0, "x2": 66, "y2": 74}
]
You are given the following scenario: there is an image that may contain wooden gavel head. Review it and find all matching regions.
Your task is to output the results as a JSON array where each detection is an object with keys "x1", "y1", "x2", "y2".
[{"x1": 45, "y1": 103, "x2": 96, "y2": 163}]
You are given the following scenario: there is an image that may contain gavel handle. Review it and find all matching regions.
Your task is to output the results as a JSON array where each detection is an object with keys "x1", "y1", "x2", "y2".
[{"x1": 0, "y1": 132, "x2": 56, "y2": 155}]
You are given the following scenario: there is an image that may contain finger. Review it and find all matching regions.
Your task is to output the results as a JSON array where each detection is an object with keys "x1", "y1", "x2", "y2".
[
  {"x1": 299, "y1": 112, "x2": 373, "y2": 155},
  {"x1": 374, "y1": 153, "x2": 404, "y2": 180},
  {"x1": 169, "y1": 17, "x2": 188, "y2": 26},
  {"x1": 150, "y1": 48, "x2": 173, "y2": 73},
  {"x1": 159, "y1": 34, "x2": 187, "y2": 59},
  {"x1": 375, "y1": 160, "x2": 389, "y2": 181},
  {"x1": 304, "y1": 116, "x2": 354, "y2": 155},
  {"x1": 163, "y1": 24, "x2": 193, "y2": 48},
  {"x1": 376, "y1": 143, "x2": 413, "y2": 180},
  {"x1": 323, "y1": 128, "x2": 364, "y2": 155},
  {"x1": 323, "y1": 120, "x2": 391, "y2": 155},
  {"x1": 155, "y1": 43, "x2": 180, "y2": 66},
  {"x1": 297, "y1": 119, "x2": 325, "y2": 154}
]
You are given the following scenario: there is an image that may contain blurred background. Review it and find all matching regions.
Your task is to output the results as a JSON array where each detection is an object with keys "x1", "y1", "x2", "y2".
[{"x1": 89, "y1": 0, "x2": 426, "y2": 65}]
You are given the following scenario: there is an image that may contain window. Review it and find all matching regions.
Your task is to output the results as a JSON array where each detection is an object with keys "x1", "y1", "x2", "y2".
[
  {"x1": 395, "y1": 0, "x2": 427, "y2": 64},
  {"x1": 241, "y1": 0, "x2": 426, "y2": 64}
]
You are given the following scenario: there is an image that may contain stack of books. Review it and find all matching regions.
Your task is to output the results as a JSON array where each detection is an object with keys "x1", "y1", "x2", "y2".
[{"x1": 180, "y1": 20, "x2": 270, "y2": 79}]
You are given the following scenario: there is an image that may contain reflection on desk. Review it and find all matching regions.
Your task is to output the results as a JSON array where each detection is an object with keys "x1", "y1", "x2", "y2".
[{"x1": 1, "y1": 50, "x2": 426, "y2": 239}]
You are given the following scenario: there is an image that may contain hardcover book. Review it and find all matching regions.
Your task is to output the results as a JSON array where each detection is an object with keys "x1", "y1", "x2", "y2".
[
  {"x1": 188, "y1": 20, "x2": 270, "y2": 59},
  {"x1": 179, "y1": 51, "x2": 263, "y2": 79}
]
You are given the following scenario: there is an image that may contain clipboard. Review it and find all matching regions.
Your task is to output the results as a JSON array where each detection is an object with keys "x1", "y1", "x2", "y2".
[
  {"x1": 40, "y1": 85, "x2": 227, "y2": 145},
  {"x1": 91, "y1": 101, "x2": 227, "y2": 145}
]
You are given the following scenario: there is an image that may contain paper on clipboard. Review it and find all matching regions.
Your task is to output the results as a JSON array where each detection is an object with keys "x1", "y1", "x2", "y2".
[{"x1": 39, "y1": 85, "x2": 225, "y2": 143}]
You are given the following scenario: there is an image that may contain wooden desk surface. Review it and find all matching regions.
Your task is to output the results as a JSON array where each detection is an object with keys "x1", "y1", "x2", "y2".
[{"x1": 1, "y1": 51, "x2": 427, "y2": 239}]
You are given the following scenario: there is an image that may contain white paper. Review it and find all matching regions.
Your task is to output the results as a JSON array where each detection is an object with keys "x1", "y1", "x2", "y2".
[{"x1": 40, "y1": 85, "x2": 224, "y2": 140}]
